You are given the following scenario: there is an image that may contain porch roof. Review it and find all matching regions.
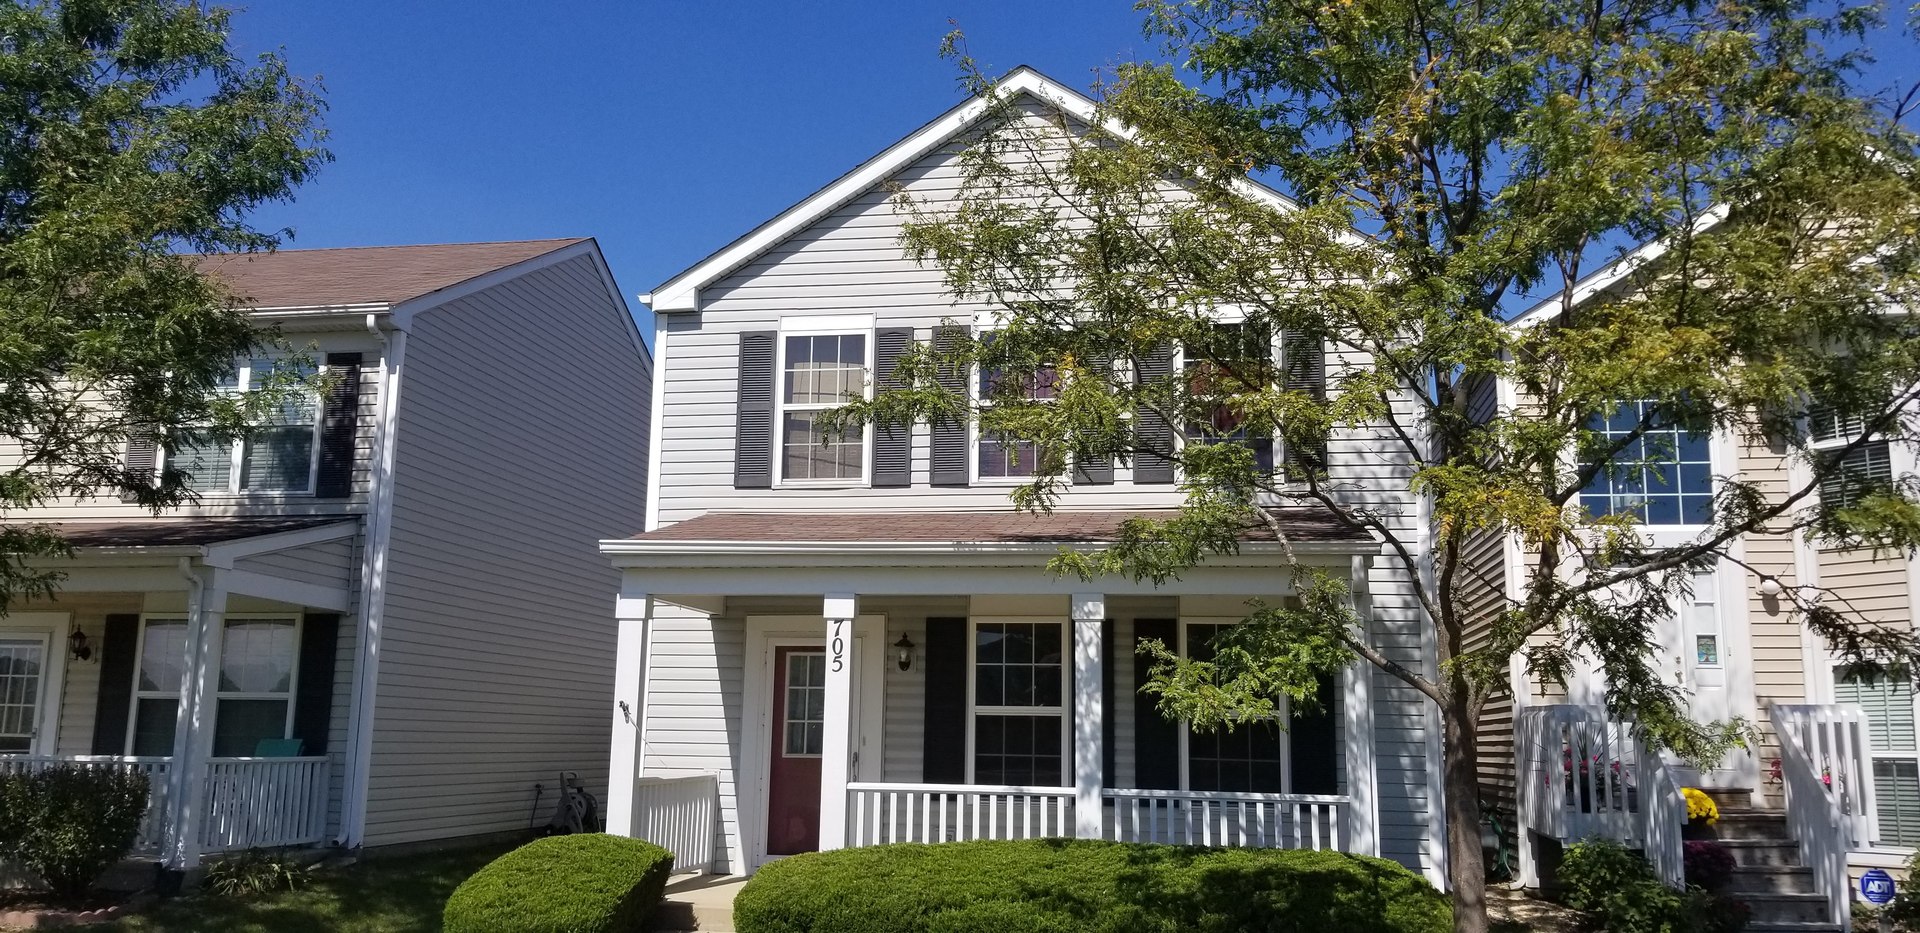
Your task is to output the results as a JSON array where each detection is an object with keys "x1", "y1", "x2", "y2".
[
  {"x1": 611, "y1": 507, "x2": 1374, "y2": 552},
  {"x1": 16, "y1": 516, "x2": 353, "y2": 550}
]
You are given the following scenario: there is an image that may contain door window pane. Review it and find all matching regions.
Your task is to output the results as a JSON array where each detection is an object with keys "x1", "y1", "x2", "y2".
[
  {"x1": 0, "y1": 639, "x2": 45, "y2": 752},
  {"x1": 783, "y1": 652, "x2": 825, "y2": 757}
]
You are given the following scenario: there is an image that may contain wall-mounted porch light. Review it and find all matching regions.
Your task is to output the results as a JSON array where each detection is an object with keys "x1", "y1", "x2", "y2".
[
  {"x1": 67, "y1": 628, "x2": 92, "y2": 663},
  {"x1": 1757, "y1": 575, "x2": 1784, "y2": 597},
  {"x1": 894, "y1": 633, "x2": 916, "y2": 673}
]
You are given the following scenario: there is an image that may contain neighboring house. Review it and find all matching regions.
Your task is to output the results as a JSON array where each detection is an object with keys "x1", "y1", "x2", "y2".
[
  {"x1": 598, "y1": 68, "x2": 1447, "y2": 884},
  {"x1": 0, "y1": 238, "x2": 652, "y2": 870},
  {"x1": 1466, "y1": 241, "x2": 1918, "y2": 929}
]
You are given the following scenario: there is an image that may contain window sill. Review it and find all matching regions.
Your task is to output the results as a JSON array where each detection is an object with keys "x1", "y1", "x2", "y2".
[{"x1": 774, "y1": 481, "x2": 871, "y2": 490}]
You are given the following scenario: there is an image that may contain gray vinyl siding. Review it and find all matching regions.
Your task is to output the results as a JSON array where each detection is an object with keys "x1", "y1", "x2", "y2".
[
  {"x1": 0, "y1": 334, "x2": 383, "y2": 521},
  {"x1": 364, "y1": 253, "x2": 651, "y2": 847},
  {"x1": 232, "y1": 537, "x2": 358, "y2": 589}
]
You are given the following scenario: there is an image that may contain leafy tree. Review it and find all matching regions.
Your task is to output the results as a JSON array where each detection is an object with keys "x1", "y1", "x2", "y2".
[
  {"x1": 0, "y1": 0, "x2": 329, "y2": 608},
  {"x1": 833, "y1": 5, "x2": 1920, "y2": 931}
]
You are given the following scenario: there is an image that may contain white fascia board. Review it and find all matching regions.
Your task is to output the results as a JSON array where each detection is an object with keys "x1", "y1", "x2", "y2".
[
  {"x1": 201, "y1": 519, "x2": 361, "y2": 567},
  {"x1": 245, "y1": 302, "x2": 391, "y2": 320},
  {"x1": 598, "y1": 537, "x2": 1375, "y2": 565},
  {"x1": 1509, "y1": 204, "x2": 1731, "y2": 330},
  {"x1": 649, "y1": 66, "x2": 1326, "y2": 313}
]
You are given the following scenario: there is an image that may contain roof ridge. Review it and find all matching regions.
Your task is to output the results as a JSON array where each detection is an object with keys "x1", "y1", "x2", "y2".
[{"x1": 208, "y1": 237, "x2": 588, "y2": 257}]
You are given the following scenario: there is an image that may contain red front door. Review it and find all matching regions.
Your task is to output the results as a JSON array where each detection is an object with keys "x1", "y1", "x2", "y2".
[{"x1": 767, "y1": 646, "x2": 826, "y2": 856}]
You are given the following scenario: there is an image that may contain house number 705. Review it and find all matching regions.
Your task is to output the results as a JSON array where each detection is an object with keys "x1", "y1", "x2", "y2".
[{"x1": 830, "y1": 620, "x2": 846, "y2": 673}]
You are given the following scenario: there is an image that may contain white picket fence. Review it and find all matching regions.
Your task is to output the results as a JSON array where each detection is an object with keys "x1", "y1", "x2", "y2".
[
  {"x1": 1102, "y1": 788, "x2": 1351, "y2": 850},
  {"x1": 631, "y1": 774, "x2": 719, "y2": 874},
  {"x1": 1, "y1": 755, "x2": 329, "y2": 855},
  {"x1": 1770, "y1": 703, "x2": 1874, "y2": 932},
  {"x1": 1515, "y1": 706, "x2": 1685, "y2": 888},
  {"x1": 846, "y1": 782, "x2": 1076, "y2": 845},
  {"x1": 0, "y1": 755, "x2": 175, "y2": 853}
]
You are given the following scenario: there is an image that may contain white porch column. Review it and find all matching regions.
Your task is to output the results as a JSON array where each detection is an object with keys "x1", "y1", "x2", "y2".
[
  {"x1": 604, "y1": 582, "x2": 652, "y2": 838},
  {"x1": 1344, "y1": 556, "x2": 1380, "y2": 857},
  {"x1": 170, "y1": 568, "x2": 228, "y2": 870},
  {"x1": 1072, "y1": 593, "x2": 1105, "y2": 840},
  {"x1": 818, "y1": 593, "x2": 857, "y2": 850}
]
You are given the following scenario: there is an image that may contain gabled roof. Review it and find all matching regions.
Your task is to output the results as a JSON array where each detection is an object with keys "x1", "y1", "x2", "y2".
[
  {"x1": 198, "y1": 238, "x2": 589, "y2": 310},
  {"x1": 645, "y1": 66, "x2": 1306, "y2": 313},
  {"x1": 1508, "y1": 206, "x2": 1730, "y2": 329}
]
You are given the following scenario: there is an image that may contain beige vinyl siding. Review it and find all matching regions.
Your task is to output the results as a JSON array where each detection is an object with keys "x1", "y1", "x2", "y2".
[
  {"x1": 0, "y1": 335, "x2": 383, "y2": 521},
  {"x1": 1817, "y1": 545, "x2": 1909, "y2": 627},
  {"x1": 363, "y1": 253, "x2": 650, "y2": 847},
  {"x1": 1735, "y1": 431, "x2": 1806, "y2": 803}
]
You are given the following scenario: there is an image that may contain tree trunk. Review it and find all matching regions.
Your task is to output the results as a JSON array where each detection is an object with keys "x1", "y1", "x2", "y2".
[{"x1": 1443, "y1": 694, "x2": 1489, "y2": 933}]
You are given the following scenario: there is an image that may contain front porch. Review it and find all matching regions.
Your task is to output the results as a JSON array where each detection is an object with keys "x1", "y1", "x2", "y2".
[
  {"x1": 601, "y1": 510, "x2": 1392, "y2": 874},
  {"x1": 0, "y1": 518, "x2": 360, "y2": 869}
]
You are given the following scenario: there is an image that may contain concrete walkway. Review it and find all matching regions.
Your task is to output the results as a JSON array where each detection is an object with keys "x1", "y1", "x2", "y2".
[{"x1": 656, "y1": 873, "x2": 747, "y2": 932}]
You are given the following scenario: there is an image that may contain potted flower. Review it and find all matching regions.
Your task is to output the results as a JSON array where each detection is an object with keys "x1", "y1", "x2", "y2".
[{"x1": 1682, "y1": 787, "x2": 1719, "y2": 838}]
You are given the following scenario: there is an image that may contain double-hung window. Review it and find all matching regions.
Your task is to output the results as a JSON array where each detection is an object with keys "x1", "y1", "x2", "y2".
[
  {"x1": 167, "y1": 358, "x2": 321, "y2": 495},
  {"x1": 970, "y1": 620, "x2": 1067, "y2": 786},
  {"x1": 1808, "y1": 405, "x2": 1893, "y2": 509},
  {"x1": 130, "y1": 619, "x2": 190, "y2": 756},
  {"x1": 976, "y1": 337, "x2": 1060, "y2": 481},
  {"x1": 128, "y1": 616, "x2": 299, "y2": 757},
  {"x1": 1578, "y1": 399, "x2": 1713, "y2": 525},
  {"x1": 0, "y1": 635, "x2": 48, "y2": 753},
  {"x1": 1185, "y1": 323, "x2": 1277, "y2": 476},
  {"x1": 779, "y1": 333, "x2": 869, "y2": 484},
  {"x1": 1182, "y1": 622, "x2": 1287, "y2": 793}
]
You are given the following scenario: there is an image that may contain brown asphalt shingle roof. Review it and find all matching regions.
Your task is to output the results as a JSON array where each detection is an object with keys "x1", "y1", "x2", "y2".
[
  {"x1": 197, "y1": 238, "x2": 587, "y2": 309},
  {"x1": 626, "y1": 509, "x2": 1371, "y2": 546},
  {"x1": 7, "y1": 517, "x2": 352, "y2": 549}
]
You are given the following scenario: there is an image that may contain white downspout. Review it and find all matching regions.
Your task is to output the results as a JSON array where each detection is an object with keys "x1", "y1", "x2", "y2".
[{"x1": 339, "y1": 313, "x2": 406, "y2": 849}]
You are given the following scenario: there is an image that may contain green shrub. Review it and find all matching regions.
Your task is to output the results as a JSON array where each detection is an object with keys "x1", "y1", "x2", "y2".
[
  {"x1": 204, "y1": 848, "x2": 312, "y2": 896},
  {"x1": 1558, "y1": 839, "x2": 1689, "y2": 933},
  {"x1": 443, "y1": 834, "x2": 674, "y2": 933},
  {"x1": 0, "y1": 765, "x2": 150, "y2": 902},
  {"x1": 732, "y1": 838, "x2": 1450, "y2": 933}
]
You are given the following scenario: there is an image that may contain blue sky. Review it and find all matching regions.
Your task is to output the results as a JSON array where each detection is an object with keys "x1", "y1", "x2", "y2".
[{"x1": 227, "y1": 2, "x2": 1916, "y2": 336}]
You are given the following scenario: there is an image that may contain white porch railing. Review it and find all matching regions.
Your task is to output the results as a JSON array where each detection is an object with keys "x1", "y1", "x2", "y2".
[
  {"x1": 1103, "y1": 788, "x2": 1350, "y2": 850},
  {"x1": 198, "y1": 757, "x2": 331, "y2": 852},
  {"x1": 632, "y1": 774, "x2": 719, "y2": 874},
  {"x1": 1516, "y1": 706, "x2": 1685, "y2": 887},
  {"x1": 1770, "y1": 703, "x2": 1873, "y2": 932},
  {"x1": 846, "y1": 782, "x2": 1076, "y2": 846},
  {"x1": 0, "y1": 756, "x2": 175, "y2": 853}
]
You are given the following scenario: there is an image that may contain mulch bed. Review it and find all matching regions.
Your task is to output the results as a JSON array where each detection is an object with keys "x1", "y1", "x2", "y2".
[{"x1": 1489, "y1": 884, "x2": 1584, "y2": 933}]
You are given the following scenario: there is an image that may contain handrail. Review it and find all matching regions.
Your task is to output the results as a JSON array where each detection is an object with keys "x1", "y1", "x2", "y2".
[
  {"x1": 1103, "y1": 787, "x2": 1350, "y2": 850},
  {"x1": 1516, "y1": 706, "x2": 1684, "y2": 887},
  {"x1": 847, "y1": 782, "x2": 1074, "y2": 846},
  {"x1": 632, "y1": 773, "x2": 719, "y2": 875},
  {"x1": 1771, "y1": 703, "x2": 1870, "y2": 932}
]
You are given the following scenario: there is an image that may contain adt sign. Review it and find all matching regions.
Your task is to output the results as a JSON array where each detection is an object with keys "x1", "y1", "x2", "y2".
[{"x1": 1862, "y1": 868, "x2": 1898, "y2": 905}]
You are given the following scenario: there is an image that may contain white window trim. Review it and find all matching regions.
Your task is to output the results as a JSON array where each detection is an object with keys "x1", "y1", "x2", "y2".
[
  {"x1": 1177, "y1": 617, "x2": 1292, "y2": 794},
  {"x1": 156, "y1": 358, "x2": 325, "y2": 499},
  {"x1": 127, "y1": 613, "x2": 303, "y2": 758},
  {"x1": 963, "y1": 616, "x2": 1071, "y2": 787},
  {"x1": 0, "y1": 612, "x2": 69, "y2": 757},
  {"x1": 773, "y1": 330, "x2": 873, "y2": 488},
  {"x1": 779, "y1": 649, "x2": 826, "y2": 761}
]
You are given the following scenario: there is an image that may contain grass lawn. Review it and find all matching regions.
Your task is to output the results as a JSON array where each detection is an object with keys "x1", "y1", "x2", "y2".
[{"x1": 90, "y1": 841, "x2": 514, "y2": 933}]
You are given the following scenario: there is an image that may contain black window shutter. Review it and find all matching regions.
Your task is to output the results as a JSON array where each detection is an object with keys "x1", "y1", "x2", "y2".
[
  {"x1": 1101, "y1": 619, "x2": 1116, "y2": 787},
  {"x1": 922, "y1": 617, "x2": 969, "y2": 782},
  {"x1": 314, "y1": 353, "x2": 363, "y2": 499},
  {"x1": 119, "y1": 430, "x2": 157, "y2": 503},
  {"x1": 930, "y1": 326, "x2": 970, "y2": 487},
  {"x1": 1283, "y1": 330, "x2": 1328, "y2": 476},
  {"x1": 1289, "y1": 672, "x2": 1340, "y2": 795},
  {"x1": 1133, "y1": 345, "x2": 1175, "y2": 484},
  {"x1": 291, "y1": 613, "x2": 341, "y2": 755},
  {"x1": 1071, "y1": 353, "x2": 1114, "y2": 485},
  {"x1": 734, "y1": 332, "x2": 776, "y2": 489},
  {"x1": 1132, "y1": 618, "x2": 1181, "y2": 790},
  {"x1": 91, "y1": 615, "x2": 140, "y2": 754},
  {"x1": 872, "y1": 328, "x2": 914, "y2": 488}
]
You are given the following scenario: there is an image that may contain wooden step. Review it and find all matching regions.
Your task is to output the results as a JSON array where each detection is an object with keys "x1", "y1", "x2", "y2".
[
  {"x1": 1725, "y1": 865, "x2": 1818, "y2": 895},
  {"x1": 1708, "y1": 809, "x2": 1794, "y2": 841},
  {"x1": 1738, "y1": 893, "x2": 1835, "y2": 925},
  {"x1": 1717, "y1": 839, "x2": 1805, "y2": 867},
  {"x1": 1746, "y1": 923, "x2": 1841, "y2": 933}
]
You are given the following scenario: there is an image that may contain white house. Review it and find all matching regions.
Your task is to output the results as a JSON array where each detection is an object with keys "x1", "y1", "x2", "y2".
[
  {"x1": 1, "y1": 238, "x2": 652, "y2": 870},
  {"x1": 600, "y1": 68, "x2": 1446, "y2": 883}
]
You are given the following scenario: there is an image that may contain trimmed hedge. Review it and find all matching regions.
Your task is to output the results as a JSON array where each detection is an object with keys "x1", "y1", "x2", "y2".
[
  {"x1": 733, "y1": 839, "x2": 1450, "y2": 933},
  {"x1": 0, "y1": 765, "x2": 150, "y2": 902},
  {"x1": 443, "y1": 834, "x2": 674, "y2": 933}
]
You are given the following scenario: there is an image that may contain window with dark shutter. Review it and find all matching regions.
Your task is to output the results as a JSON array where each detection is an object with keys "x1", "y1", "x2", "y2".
[
  {"x1": 734, "y1": 332, "x2": 776, "y2": 489},
  {"x1": 872, "y1": 328, "x2": 913, "y2": 487},
  {"x1": 292, "y1": 613, "x2": 340, "y2": 754},
  {"x1": 922, "y1": 618, "x2": 969, "y2": 783},
  {"x1": 1131, "y1": 618, "x2": 1181, "y2": 789},
  {"x1": 930, "y1": 326, "x2": 970, "y2": 487},
  {"x1": 89, "y1": 615, "x2": 140, "y2": 754},
  {"x1": 1282, "y1": 330, "x2": 1327, "y2": 479},
  {"x1": 119, "y1": 431, "x2": 157, "y2": 503},
  {"x1": 1133, "y1": 345, "x2": 1175, "y2": 484},
  {"x1": 1289, "y1": 673, "x2": 1340, "y2": 795},
  {"x1": 314, "y1": 353, "x2": 363, "y2": 499},
  {"x1": 1074, "y1": 352, "x2": 1114, "y2": 485}
]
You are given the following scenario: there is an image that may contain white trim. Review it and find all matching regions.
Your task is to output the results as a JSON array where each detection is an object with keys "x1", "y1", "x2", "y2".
[
  {"x1": 602, "y1": 537, "x2": 1373, "y2": 560},
  {"x1": 1509, "y1": 205, "x2": 1730, "y2": 328},
  {"x1": 773, "y1": 328, "x2": 874, "y2": 488},
  {"x1": 1344, "y1": 556, "x2": 1381, "y2": 858},
  {"x1": 604, "y1": 586, "x2": 651, "y2": 838},
  {"x1": 780, "y1": 313, "x2": 875, "y2": 334},
  {"x1": 220, "y1": 570, "x2": 352, "y2": 613},
  {"x1": 646, "y1": 67, "x2": 1308, "y2": 313},
  {"x1": 203, "y1": 520, "x2": 358, "y2": 565},
  {"x1": 964, "y1": 617, "x2": 1072, "y2": 787},
  {"x1": 0, "y1": 613, "x2": 69, "y2": 756},
  {"x1": 644, "y1": 313, "x2": 667, "y2": 532}
]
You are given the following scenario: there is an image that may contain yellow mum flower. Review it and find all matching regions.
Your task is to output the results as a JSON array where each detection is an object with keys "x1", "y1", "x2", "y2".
[{"x1": 1682, "y1": 787, "x2": 1719, "y2": 825}]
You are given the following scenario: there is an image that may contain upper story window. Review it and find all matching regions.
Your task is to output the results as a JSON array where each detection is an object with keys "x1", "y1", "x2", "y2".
[
  {"x1": 1185, "y1": 323, "x2": 1277, "y2": 476},
  {"x1": 976, "y1": 337, "x2": 1060, "y2": 482},
  {"x1": 167, "y1": 358, "x2": 320, "y2": 495},
  {"x1": 780, "y1": 333, "x2": 869, "y2": 484},
  {"x1": 1808, "y1": 404, "x2": 1893, "y2": 509},
  {"x1": 1579, "y1": 399, "x2": 1713, "y2": 525}
]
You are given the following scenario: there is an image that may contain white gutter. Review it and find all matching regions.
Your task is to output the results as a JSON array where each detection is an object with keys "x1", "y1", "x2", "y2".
[
  {"x1": 339, "y1": 313, "x2": 406, "y2": 849},
  {"x1": 598, "y1": 538, "x2": 1378, "y2": 558}
]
